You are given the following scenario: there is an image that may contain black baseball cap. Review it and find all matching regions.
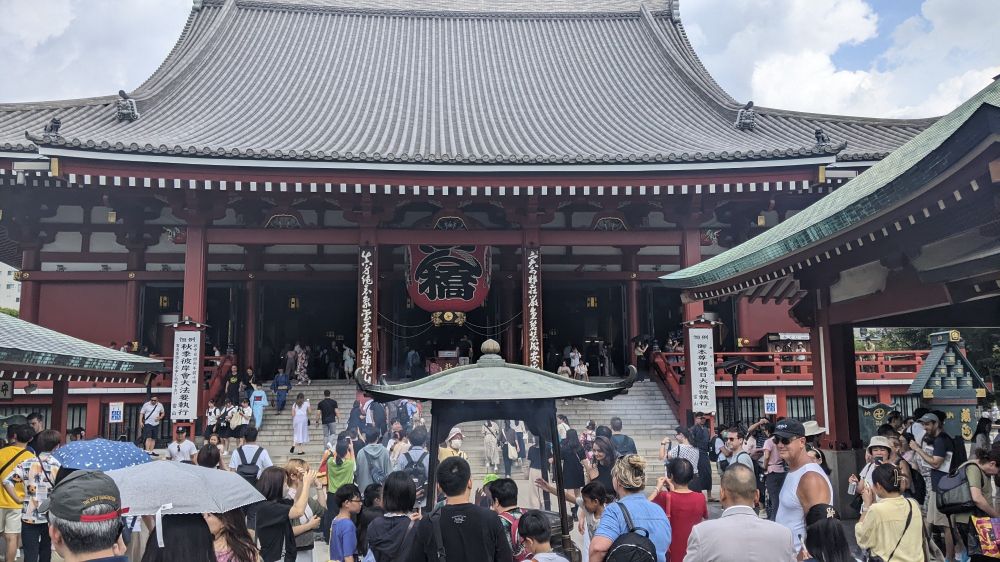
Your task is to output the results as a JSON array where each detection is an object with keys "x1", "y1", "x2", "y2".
[
  {"x1": 773, "y1": 419, "x2": 806, "y2": 439},
  {"x1": 49, "y1": 471, "x2": 123, "y2": 522}
]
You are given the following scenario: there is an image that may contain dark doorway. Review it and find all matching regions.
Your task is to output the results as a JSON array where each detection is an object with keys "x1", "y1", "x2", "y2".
[
  {"x1": 542, "y1": 282, "x2": 626, "y2": 377},
  {"x1": 139, "y1": 282, "x2": 242, "y2": 356},
  {"x1": 258, "y1": 281, "x2": 356, "y2": 380}
]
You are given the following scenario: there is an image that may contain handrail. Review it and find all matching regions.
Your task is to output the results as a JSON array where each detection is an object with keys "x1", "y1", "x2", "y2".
[{"x1": 651, "y1": 350, "x2": 930, "y2": 381}]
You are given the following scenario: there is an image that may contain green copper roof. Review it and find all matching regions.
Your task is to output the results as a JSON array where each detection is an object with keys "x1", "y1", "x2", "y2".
[
  {"x1": 661, "y1": 79, "x2": 1000, "y2": 291},
  {"x1": 355, "y1": 347, "x2": 635, "y2": 402}
]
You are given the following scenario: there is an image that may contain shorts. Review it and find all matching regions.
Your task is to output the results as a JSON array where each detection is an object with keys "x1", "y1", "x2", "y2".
[
  {"x1": 141, "y1": 424, "x2": 159, "y2": 441},
  {"x1": 0, "y1": 508, "x2": 21, "y2": 534},
  {"x1": 927, "y1": 491, "x2": 949, "y2": 527}
]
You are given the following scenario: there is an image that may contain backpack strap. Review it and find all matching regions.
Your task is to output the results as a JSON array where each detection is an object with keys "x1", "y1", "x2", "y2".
[
  {"x1": 0, "y1": 449, "x2": 30, "y2": 476},
  {"x1": 250, "y1": 447, "x2": 264, "y2": 465},
  {"x1": 618, "y1": 502, "x2": 637, "y2": 533},
  {"x1": 237, "y1": 447, "x2": 249, "y2": 465},
  {"x1": 416, "y1": 452, "x2": 428, "y2": 464}
]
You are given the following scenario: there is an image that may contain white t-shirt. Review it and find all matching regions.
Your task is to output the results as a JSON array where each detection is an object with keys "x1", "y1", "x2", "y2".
[
  {"x1": 205, "y1": 407, "x2": 219, "y2": 425},
  {"x1": 228, "y1": 445, "x2": 273, "y2": 476},
  {"x1": 167, "y1": 439, "x2": 198, "y2": 462},
  {"x1": 139, "y1": 402, "x2": 164, "y2": 426}
]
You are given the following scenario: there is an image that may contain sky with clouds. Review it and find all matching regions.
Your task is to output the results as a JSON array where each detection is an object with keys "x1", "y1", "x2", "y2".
[{"x1": 0, "y1": 0, "x2": 998, "y2": 119}]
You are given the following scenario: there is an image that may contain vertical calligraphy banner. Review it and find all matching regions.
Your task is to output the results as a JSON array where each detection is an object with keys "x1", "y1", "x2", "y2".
[
  {"x1": 522, "y1": 247, "x2": 543, "y2": 369},
  {"x1": 357, "y1": 246, "x2": 378, "y2": 382},
  {"x1": 687, "y1": 327, "x2": 716, "y2": 414},
  {"x1": 170, "y1": 330, "x2": 201, "y2": 421}
]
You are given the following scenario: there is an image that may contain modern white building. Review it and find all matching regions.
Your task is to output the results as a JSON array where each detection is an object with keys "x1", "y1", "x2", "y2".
[{"x1": 0, "y1": 263, "x2": 21, "y2": 312}]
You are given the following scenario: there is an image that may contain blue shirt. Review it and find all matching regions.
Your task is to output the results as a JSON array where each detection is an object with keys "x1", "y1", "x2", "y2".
[
  {"x1": 330, "y1": 517, "x2": 357, "y2": 560},
  {"x1": 595, "y1": 492, "x2": 671, "y2": 562}
]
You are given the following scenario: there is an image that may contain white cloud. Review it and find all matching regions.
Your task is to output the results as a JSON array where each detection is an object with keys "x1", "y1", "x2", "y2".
[
  {"x1": 683, "y1": 0, "x2": 1000, "y2": 118},
  {"x1": 0, "y1": 0, "x2": 75, "y2": 50}
]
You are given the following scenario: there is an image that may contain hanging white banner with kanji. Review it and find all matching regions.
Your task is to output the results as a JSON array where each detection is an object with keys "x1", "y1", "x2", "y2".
[
  {"x1": 170, "y1": 331, "x2": 201, "y2": 421},
  {"x1": 687, "y1": 327, "x2": 716, "y2": 414}
]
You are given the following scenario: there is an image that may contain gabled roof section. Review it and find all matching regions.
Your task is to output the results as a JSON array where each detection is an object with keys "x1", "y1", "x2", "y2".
[
  {"x1": 661, "y1": 79, "x2": 1000, "y2": 291},
  {"x1": 907, "y1": 331, "x2": 987, "y2": 398},
  {"x1": 2, "y1": 0, "x2": 930, "y2": 167}
]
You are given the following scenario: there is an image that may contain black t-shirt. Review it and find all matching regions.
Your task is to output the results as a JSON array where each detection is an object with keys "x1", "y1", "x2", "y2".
[
  {"x1": 930, "y1": 432, "x2": 955, "y2": 491},
  {"x1": 248, "y1": 500, "x2": 295, "y2": 562},
  {"x1": 318, "y1": 399, "x2": 339, "y2": 424},
  {"x1": 457, "y1": 340, "x2": 472, "y2": 357},
  {"x1": 528, "y1": 444, "x2": 552, "y2": 470},
  {"x1": 404, "y1": 503, "x2": 513, "y2": 562}
]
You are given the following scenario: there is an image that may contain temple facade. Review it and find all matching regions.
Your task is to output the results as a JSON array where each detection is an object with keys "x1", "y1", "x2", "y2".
[{"x1": 0, "y1": 0, "x2": 933, "y2": 432}]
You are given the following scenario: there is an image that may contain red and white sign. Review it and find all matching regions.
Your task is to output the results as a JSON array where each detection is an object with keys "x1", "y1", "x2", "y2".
[{"x1": 405, "y1": 245, "x2": 491, "y2": 312}]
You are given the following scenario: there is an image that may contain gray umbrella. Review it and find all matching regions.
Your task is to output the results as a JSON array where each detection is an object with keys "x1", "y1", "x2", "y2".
[
  {"x1": 107, "y1": 461, "x2": 266, "y2": 547},
  {"x1": 107, "y1": 460, "x2": 264, "y2": 518}
]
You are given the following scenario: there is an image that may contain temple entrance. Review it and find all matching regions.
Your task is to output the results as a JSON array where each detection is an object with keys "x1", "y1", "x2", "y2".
[
  {"x1": 139, "y1": 282, "x2": 243, "y2": 356},
  {"x1": 256, "y1": 281, "x2": 357, "y2": 380},
  {"x1": 542, "y1": 281, "x2": 628, "y2": 377}
]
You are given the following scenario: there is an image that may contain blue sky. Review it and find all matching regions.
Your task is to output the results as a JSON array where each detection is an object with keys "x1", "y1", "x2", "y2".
[{"x1": 0, "y1": 0, "x2": 998, "y2": 118}]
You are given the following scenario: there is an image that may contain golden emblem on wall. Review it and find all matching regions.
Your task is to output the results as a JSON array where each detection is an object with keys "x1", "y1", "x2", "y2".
[{"x1": 430, "y1": 311, "x2": 466, "y2": 326}]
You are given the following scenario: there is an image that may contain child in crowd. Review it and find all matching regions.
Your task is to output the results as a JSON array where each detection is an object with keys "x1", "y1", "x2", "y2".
[
  {"x1": 519, "y1": 510, "x2": 568, "y2": 562},
  {"x1": 329, "y1": 484, "x2": 362, "y2": 562}
]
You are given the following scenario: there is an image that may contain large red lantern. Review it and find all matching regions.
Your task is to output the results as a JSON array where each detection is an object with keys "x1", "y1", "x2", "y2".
[{"x1": 405, "y1": 245, "x2": 491, "y2": 312}]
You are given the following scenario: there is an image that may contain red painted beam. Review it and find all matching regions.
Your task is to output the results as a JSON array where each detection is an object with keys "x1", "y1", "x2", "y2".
[{"x1": 204, "y1": 227, "x2": 683, "y2": 246}]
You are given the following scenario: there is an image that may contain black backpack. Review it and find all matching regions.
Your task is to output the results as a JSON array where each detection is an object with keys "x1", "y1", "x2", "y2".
[
  {"x1": 950, "y1": 433, "x2": 968, "y2": 467},
  {"x1": 606, "y1": 503, "x2": 657, "y2": 562},
  {"x1": 235, "y1": 446, "x2": 264, "y2": 486},
  {"x1": 403, "y1": 451, "x2": 429, "y2": 502},
  {"x1": 396, "y1": 401, "x2": 411, "y2": 428},
  {"x1": 936, "y1": 461, "x2": 983, "y2": 515},
  {"x1": 708, "y1": 436, "x2": 722, "y2": 463},
  {"x1": 902, "y1": 459, "x2": 926, "y2": 506}
]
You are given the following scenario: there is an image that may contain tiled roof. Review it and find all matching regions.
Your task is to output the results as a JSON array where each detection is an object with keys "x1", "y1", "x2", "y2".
[
  {"x1": 0, "y1": 0, "x2": 930, "y2": 166},
  {"x1": 0, "y1": 313, "x2": 165, "y2": 377},
  {"x1": 660, "y1": 79, "x2": 1000, "y2": 290}
]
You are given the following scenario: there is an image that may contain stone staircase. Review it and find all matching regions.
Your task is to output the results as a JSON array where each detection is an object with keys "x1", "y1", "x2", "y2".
[{"x1": 248, "y1": 380, "x2": 679, "y2": 485}]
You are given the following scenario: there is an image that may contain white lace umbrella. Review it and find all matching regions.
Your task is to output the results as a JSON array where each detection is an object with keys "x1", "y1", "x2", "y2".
[{"x1": 107, "y1": 461, "x2": 265, "y2": 546}]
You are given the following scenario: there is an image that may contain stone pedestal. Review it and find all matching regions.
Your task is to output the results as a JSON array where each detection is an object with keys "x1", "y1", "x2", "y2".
[{"x1": 823, "y1": 448, "x2": 865, "y2": 518}]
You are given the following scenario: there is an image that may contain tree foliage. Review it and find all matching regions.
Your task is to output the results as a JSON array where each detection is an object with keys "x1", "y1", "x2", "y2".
[
  {"x1": 0, "y1": 307, "x2": 17, "y2": 318},
  {"x1": 877, "y1": 327, "x2": 1000, "y2": 379}
]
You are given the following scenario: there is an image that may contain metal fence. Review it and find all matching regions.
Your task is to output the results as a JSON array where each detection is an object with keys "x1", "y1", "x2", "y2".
[
  {"x1": 0, "y1": 405, "x2": 86, "y2": 433},
  {"x1": 786, "y1": 396, "x2": 816, "y2": 420},
  {"x1": 715, "y1": 397, "x2": 765, "y2": 426}
]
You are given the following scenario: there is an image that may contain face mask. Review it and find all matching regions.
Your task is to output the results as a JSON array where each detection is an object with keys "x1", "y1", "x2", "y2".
[{"x1": 450, "y1": 439, "x2": 463, "y2": 449}]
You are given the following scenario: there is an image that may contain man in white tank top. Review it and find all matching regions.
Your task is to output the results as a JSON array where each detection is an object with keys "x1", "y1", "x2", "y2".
[{"x1": 772, "y1": 419, "x2": 833, "y2": 555}]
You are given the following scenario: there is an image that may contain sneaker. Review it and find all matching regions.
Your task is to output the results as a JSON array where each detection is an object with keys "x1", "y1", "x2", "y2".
[{"x1": 149, "y1": 451, "x2": 159, "y2": 457}]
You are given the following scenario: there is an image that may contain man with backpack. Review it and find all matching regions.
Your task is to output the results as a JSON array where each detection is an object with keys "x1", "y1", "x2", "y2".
[
  {"x1": 939, "y1": 445, "x2": 1000, "y2": 560},
  {"x1": 356, "y1": 425, "x2": 392, "y2": 495},
  {"x1": 488, "y1": 478, "x2": 529, "y2": 562},
  {"x1": 398, "y1": 425, "x2": 431, "y2": 507},
  {"x1": 228, "y1": 427, "x2": 273, "y2": 484},
  {"x1": 909, "y1": 411, "x2": 958, "y2": 560}
]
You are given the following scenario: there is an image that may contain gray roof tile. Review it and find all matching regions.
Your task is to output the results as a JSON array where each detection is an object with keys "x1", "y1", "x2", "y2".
[{"x1": 1, "y1": 0, "x2": 931, "y2": 165}]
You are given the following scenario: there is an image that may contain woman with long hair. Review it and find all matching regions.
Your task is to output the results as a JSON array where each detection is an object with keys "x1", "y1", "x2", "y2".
[
  {"x1": 500, "y1": 421, "x2": 519, "y2": 478},
  {"x1": 284, "y1": 459, "x2": 326, "y2": 562},
  {"x1": 802, "y1": 504, "x2": 856, "y2": 562},
  {"x1": 203, "y1": 509, "x2": 258, "y2": 562},
  {"x1": 582, "y1": 436, "x2": 617, "y2": 494},
  {"x1": 253, "y1": 466, "x2": 316, "y2": 562},
  {"x1": 973, "y1": 417, "x2": 992, "y2": 454},
  {"x1": 367, "y1": 472, "x2": 420, "y2": 562},
  {"x1": 326, "y1": 437, "x2": 356, "y2": 514},
  {"x1": 561, "y1": 428, "x2": 586, "y2": 515},
  {"x1": 482, "y1": 420, "x2": 501, "y2": 474},
  {"x1": 289, "y1": 393, "x2": 310, "y2": 455},
  {"x1": 141, "y1": 513, "x2": 216, "y2": 562}
]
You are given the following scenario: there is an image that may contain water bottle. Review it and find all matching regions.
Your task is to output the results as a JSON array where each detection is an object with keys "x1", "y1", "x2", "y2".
[{"x1": 847, "y1": 480, "x2": 857, "y2": 495}]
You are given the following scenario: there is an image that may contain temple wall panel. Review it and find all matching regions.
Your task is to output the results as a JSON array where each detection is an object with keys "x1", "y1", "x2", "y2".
[
  {"x1": 89, "y1": 206, "x2": 115, "y2": 224},
  {"x1": 207, "y1": 244, "x2": 244, "y2": 254},
  {"x1": 38, "y1": 282, "x2": 129, "y2": 345},
  {"x1": 638, "y1": 246, "x2": 679, "y2": 255},
  {"x1": 42, "y1": 232, "x2": 83, "y2": 252},
  {"x1": 146, "y1": 233, "x2": 184, "y2": 253},
  {"x1": 39, "y1": 206, "x2": 85, "y2": 224},
  {"x1": 147, "y1": 207, "x2": 184, "y2": 225},
  {"x1": 322, "y1": 245, "x2": 361, "y2": 254},
  {"x1": 41, "y1": 262, "x2": 126, "y2": 272},
  {"x1": 264, "y1": 245, "x2": 319, "y2": 254},
  {"x1": 646, "y1": 212, "x2": 678, "y2": 228},
  {"x1": 321, "y1": 211, "x2": 353, "y2": 227},
  {"x1": 738, "y1": 299, "x2": 802, "y2": 344},
  {"x1": 213, "y1": 208, "x2": 241, "y2": 226},
  {"x1": 89, "y1": 232, "x2": 127, "y2": 253},
  {"x1": 146, "y1": 262, "x2": 184, "y2": 272}
]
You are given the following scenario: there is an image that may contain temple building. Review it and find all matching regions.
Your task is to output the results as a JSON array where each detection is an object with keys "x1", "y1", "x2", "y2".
[{"x1": 0, "y1": 0, "x2": 934, "y2": 430}]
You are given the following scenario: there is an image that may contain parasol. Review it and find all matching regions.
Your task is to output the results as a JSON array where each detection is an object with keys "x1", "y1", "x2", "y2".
[{"x1": 53, "y1": 438, "x2": 151, "y2": 471}]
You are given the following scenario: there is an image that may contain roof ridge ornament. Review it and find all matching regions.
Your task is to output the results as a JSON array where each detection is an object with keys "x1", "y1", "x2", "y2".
[
  {"x1": 43, "y1": 117, "x2": 61, "y2": 137},
  {"x1": 734, "y1": 101, "x2": 756, "y2": 131},
  {"x1": 667, "y1": 0, "x2": 680, "y2": 23},
  {"x1": 814, "y1": 128, "x2": 831, "y2": 148},
  {"x1": 115, "y1": 90, "x2": 140, "y2": 122}
]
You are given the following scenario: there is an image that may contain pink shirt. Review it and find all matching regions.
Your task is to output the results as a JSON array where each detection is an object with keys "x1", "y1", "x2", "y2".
[{"x1": 763, "y1": 438, "x2": 784, "y2": 473}]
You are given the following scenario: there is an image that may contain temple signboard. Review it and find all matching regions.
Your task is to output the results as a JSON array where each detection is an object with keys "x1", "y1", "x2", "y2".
[
  {"x1": 170, "y1": 330, "x2": 200, "y2": 421},
  {"x1": 688, "y1": 327, "x2": 716, "y2": 414}
]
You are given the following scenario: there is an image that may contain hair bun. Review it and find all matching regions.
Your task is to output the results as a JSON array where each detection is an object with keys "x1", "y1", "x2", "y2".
[{"x1": 628, "y1": 455, "x2": 647, "y2": 472}]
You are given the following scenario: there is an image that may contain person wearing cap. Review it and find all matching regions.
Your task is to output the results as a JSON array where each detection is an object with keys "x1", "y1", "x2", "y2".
[
  {"x1": 848, "y1": 436, "x2": 903, "y2": 513},
  {"x1": 908, "y1": 410, "x2": 956, "y2": 560},
  {"x1": 438, "y1": 427, "x2": 467, "y2": 462},
  {"x1": 772, "y1": 419, "x2": 832, "y2": 555},
  {"x1": 166, "y1": 427, "x2": 198, "y2": 463},
  {"x1": 46, "y1": 471, "x2": 127, "y2": 562},
  {"x1": 138, "y1": 396, "x2": 164, "y2": 457}
]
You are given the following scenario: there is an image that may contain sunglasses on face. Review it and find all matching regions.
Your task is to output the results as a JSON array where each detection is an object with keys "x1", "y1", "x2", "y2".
[
  {"x1": 726, "y1": 437, "x2": 740, "y2": 441},
  {"x1": 772, "y1": 436, "x2": 801, "y2": 445}
]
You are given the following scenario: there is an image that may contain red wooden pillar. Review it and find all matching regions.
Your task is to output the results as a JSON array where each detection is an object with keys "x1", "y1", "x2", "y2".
[
  {"x1": 357, "y1": 244, "x2": 379, "y2": 382},
  {"x1": 808, "y1": 288, "x2": 860, "y2": 449},
  {"x1": 680, "y1": 229, "x2": 704, "y2": 321},
  {"x1": 735, "y1": 296, "x2": 752, "y2": 348},
  {"x1": 623, "y1": 248, "x2": 641, "y2": 353},
  {"x1": 50, "y1": 380, "x2": 69, "y2": 437},
  {"x1": 18, "y1": 245, "x2": 41, "y2": 323},
  {"x1": 244, "y1": 276, "x2": 258, "y2": 370},
  {"x1": 522, "y1": 245, "x2": 543, "y2": 369},
  {"x1": 499, "y1": 249, "x2": 518, "y2": 362},
  {"x1": 182, "y1": 223, "x2": 208, "y2": 323},
  {"x1": 125, "y1": 278, "x2": 140, "y2": 343}
]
